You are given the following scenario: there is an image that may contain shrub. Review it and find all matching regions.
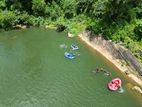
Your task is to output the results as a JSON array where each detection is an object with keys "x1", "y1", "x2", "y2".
[
  {"x1": 0, "y1": 10, "x2": 17, "y2": 30},
  {"x1": 134, "y1": 24, "x2": 142, "y2": 41}
]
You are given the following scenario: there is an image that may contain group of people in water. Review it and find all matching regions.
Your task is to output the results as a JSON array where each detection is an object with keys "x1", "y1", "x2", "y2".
[
  {"x1": 92, "y1": 67, "x2": 112, "y2": 76},
  {"x1": 92, "y1": 67, "x2": 124, "y2": 93}
]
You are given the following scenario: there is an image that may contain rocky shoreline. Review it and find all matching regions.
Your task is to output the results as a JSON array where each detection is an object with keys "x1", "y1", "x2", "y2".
[
  {"x1": 14, "y1": 25, "x2": 27, "y2": 29},
  {"x1": 78, "y1": 31, "x2": 142, "y2": 94}
]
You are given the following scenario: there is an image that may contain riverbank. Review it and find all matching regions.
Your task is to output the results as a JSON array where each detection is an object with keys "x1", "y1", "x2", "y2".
[{"x1": 78, "y1": 31, "x2": 142, "y2": 88}]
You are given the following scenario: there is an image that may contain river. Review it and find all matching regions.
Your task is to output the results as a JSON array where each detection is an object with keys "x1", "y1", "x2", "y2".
[{"x1": 0, "y1": 27, "x2": 141, "y2": 107}]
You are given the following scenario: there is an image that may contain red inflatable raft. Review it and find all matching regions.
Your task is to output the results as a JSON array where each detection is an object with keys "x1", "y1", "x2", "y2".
[{"x1": 108, "y1": 78, "x2": 122, "y2": 91}]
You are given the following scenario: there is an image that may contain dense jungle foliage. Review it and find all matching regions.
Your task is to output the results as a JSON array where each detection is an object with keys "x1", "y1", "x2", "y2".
[{"x1": 0, "y1": 0, "x2": 142, "y2": 63}]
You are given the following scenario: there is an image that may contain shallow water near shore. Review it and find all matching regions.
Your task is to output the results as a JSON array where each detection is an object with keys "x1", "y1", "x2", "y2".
[{"x1": 0, "y1": 27, "x2": 141, "y2": 107}]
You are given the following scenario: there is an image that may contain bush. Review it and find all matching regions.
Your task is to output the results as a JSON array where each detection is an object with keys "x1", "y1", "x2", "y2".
[
  {"x1": 16, "y1": 11, "x2": 31, "y2": 25},
  {"x1": 28, "y1": 16, "x2": 45, "y2": 26},
  {"x1": 134, "y1": 24, "x2": 142, "y2": 41},
  {"x1": 0, "y1": 10, "x2": 17, "y2": 30}
]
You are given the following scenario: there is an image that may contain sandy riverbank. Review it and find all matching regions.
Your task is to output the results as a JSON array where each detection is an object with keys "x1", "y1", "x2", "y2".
[{"x1": 78, "y1": 33, "x2": 142, "y2": 87}]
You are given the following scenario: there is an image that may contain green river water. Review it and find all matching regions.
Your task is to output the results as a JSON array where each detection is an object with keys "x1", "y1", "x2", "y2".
[{"x1": 0, "y1": 27, "x2": 141, "y2": 107}]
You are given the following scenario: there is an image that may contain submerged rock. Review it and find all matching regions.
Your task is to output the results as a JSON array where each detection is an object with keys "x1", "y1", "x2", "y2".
[
  {"x1": 68, "y1": 32, "x2": 74, "y2": 38},
  {"x1": 56, "y1": 24, "x2": 66, "y2": 32},
  {"x1": 15, "y1": 25, "x2": 27, "y2": 29},
  {"x1": 132, "y1": 86, "x2": 142, "y2": 94}
]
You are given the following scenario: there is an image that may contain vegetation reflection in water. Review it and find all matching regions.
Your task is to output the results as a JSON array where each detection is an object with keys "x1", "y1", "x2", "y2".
[{"x1": 0, "y1": 28, "x2": 141, "y2": 107}]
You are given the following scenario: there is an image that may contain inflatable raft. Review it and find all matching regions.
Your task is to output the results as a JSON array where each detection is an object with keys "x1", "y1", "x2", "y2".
[
  {"x1": 108, "y1": 78, "x2": 122, "y2": 91},
  {"x1": 64, "y1": 52, "x2": 75, "y2": 59},
  {"x1": 71, "y1": 44, "x2": 79, "y2": 50}
]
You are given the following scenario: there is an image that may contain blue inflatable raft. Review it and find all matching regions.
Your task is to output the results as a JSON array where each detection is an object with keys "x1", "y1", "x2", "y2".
[{"x1": 64, "y1": 52, "x2": 75, "y2": 59}]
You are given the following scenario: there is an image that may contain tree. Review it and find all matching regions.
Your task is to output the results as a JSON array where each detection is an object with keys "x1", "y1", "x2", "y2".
[
  {"x1": 32, "y1": 0, "x2": 46, "y2": 16},
  {"x1": 76, "y1": 0, "x2": 94, "y2": 15},
  {"x1": 60, "y1": 0, "x2": 76, "y2": 19},
  {"x1": 0, "y1": 0, "x2": 6, "y2": 10},
  {"x1": 18, "y1": 0, "x2": 32, "y2": 13}
]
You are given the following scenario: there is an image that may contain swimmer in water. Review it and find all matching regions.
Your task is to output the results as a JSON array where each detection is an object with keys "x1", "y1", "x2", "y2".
[
  {"x1": 104, "y1": 70, "x2": 111, "y2": 76},
  {"x1": 96, "y1": 67, "x2": 100, "y2": 73}
]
